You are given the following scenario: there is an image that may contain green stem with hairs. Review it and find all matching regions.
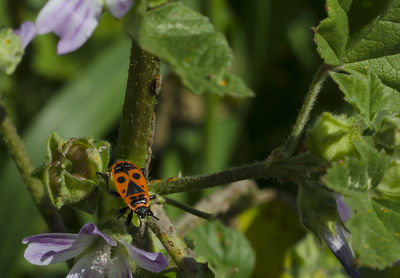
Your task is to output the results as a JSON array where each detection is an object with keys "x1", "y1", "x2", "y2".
[
  {"x1": 150, "y1": 160, "x2": 320, "y2": 195},
  {"x1": 0, "y1": 103, "x2": 66, "y2": 232},
  {"x1": 115, "y1": 39, "x2": 159, "y2": 165},
  {"x1": 115, "y1": 38, "x2": 206, "y2": 276},
  {"x1": 284, "y1": 64, "x2": 333, "y2": 156}
]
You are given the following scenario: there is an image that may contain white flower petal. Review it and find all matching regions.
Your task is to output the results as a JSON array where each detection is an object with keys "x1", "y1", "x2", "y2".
[
  {"x1": 67, "y1": 243, "x2": 107, "y2": 278},
  {"x1": 23, "y1": 233, "x2": 94, "y2": 265},
  {"x1": 105, "y1": 0, "x2": 133, "y2": 18},
  {"x1": 14, "y1": 21, "x2": 36, "y2": 49},
  {"x1": 35, "y1": 0, "x2": 103, "y2": 54},
  {"x1": 121, "y1": 241, "x2": 168, "y2": 273},
  {"x1": 108, "y1": 246, "x2": 132, "y2": 278}
]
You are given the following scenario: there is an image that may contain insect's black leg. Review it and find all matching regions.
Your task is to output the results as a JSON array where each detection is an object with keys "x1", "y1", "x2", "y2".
[
  {"x1": 148, "y1": 210, "x2": 159, "y2": 220},
  {"x1": 96, "y1": 172, "x2": 119, "y2": 197},
  {"x1": 126, "y1": 210, "x2": 133, "y2": 226},
  {"x1": 140, "y1": 168, "x2": 146, "y2": 177},
  {"x1": 149, "y1": 194, "x2": 156, "y2": 200},
  {"x1": 117, "y1": 207, "x2": 130, "y2": 219}
]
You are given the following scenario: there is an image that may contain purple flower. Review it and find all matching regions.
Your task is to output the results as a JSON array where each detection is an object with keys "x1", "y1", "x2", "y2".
[
  {"x1": 322, "y1": 223, "x2": 360, "y2": 278},
  {"x1": 336, "y1": 195, "x2": 352, "y2": 223},
  {"x1": 14, "y1": 21, "x2": 37, "y2": 50},
  {"x1": 22, "y1": 223, "x2": 168, "y2": 276},
  {"x1": 35, "y1": 0, "x2": 133, "y2": 54}
]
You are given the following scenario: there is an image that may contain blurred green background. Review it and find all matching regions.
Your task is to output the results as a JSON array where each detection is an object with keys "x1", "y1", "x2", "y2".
[{"x1": 0, "y1": 0, "x2": 394, "y2": 277}]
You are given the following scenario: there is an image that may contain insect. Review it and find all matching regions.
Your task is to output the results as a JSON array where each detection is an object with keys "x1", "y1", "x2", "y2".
[{"x1": 98, "y1": 160, "x2": 158, "y2": 226}]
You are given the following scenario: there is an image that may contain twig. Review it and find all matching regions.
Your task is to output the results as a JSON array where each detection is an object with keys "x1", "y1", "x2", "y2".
[
  {"x1": 0, "y1": 103, "x2": 66, "y2": 232},
  {"x1": 162, "y1": 196, "x2": 214, "y2": 221},
  {"x1": 149, "y1": 159, "x2": 319, "y2": 195},
  {"x1": 148, "y1": 204, "x2": 207, "y2": 277},
  {"x1": 284, "y1": 64, "x2": 334, "y2": 156},
  {"x1": 176, "y1": 180, "x2": 277, "y2": 236}
]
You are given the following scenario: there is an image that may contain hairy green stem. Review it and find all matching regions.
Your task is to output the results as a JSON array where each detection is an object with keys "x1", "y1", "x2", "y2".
[
  {"x1": 150, "y1": 160, "x2": 319, "y2": 195},
  {"x1": 148, "y1": 204, "x2": 207, "y2": 278},
  {"x1": 116, "y1": 39, "x2": 207, "y2": 276},
  {"x1": 115, "y1": 39, "x2": 160, "y2": 165},
  {"x1": 0, "y1": 103, "x2": 66, "y2": 232},
  {"x1": 284, "y1": 64, "x2": 333, "y2": 156}
]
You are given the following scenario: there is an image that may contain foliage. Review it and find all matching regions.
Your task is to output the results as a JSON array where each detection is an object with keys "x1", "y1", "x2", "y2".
[{"x1": 1, "y1": 0, "x2": 400, "y2": 277}]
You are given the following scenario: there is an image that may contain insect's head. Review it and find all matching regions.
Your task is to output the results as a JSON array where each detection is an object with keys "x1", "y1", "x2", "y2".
[{"x1": 136, "y1": 207, "x2": 151, "y2": 219}]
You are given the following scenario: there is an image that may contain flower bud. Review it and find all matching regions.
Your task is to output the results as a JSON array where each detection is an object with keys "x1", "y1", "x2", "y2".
[
  {"x1": 306, "y1": 112, "x2": 361, "y2": 162},
  {"x1": 375, "y1": 116, "x2": 400, "y2": 150},
  {"x1": 32, "y1": 133, "x2": 110, "y2": 213},
  {"x1": 376, "y1": 159, "x2": 400, "y2": 199}
]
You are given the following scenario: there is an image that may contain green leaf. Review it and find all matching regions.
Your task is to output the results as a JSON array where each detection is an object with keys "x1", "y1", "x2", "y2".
[
  {"x1": 189, "y1": 222, "x2": 255, "y2": 278},
  {"x1": 323, "y1": 142, "x2": 400, "y2": 269},
  {"x1": 0, "y1": 28, "x2": 23, "y2": 75},
  {"x1": 330, "y1": 70, "x2": 400, "y2": 128},
  {"x1": 128, "y1": 2, "x2": 253, "y2": 97},
  {"x1": 316, "y1": 0, "x2": 400, "y2": 92}
]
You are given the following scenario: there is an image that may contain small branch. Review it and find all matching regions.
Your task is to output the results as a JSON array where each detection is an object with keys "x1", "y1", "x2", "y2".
[
  {"x1": 0, "y1": 103, "x2": 66, "y2": 232},
  {"x1": 115, "y1": 39, "x2": 160, "y2": 165},
  {"x1": 148, "y1": 204, "x2": 208, "y2": 277},
  {"x1": 149, "y1": 159, "x2": 319, "y2": 195},
  {"x1": 176, "y1": 180, "x2": 277, "y2": 236},
  {"x1": 162, "y1": 196, "x2": 214, "y2": 221},
  {"x1": 284, "y1": 64, "x2": 334, "y2": 156}
]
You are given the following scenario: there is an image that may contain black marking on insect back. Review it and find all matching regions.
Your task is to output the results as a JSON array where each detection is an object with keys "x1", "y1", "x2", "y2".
[
  {"x1": 131, "y1": 172, "x2": 141, "y2": 180},
  {"x1": 117, "y1": 176, "x2": 126, "y2": 183},
  {"x1": 126, "y1": 180, "x2": 144, "y2": 196}
]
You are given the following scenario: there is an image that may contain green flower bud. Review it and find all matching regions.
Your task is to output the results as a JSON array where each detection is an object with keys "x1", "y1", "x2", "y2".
[
  {"x1": 306, "y1": 112, "x2": 361, "y2": 162},
  {"x1": 375, "y1": 116, "x2": 400, "y2": 150},
  {"x1": 32, "y1": 132, "x2": 110, "y2": 213},
  {"x1": 376, "y1": 159, "x2": 400, "y2": 199}
]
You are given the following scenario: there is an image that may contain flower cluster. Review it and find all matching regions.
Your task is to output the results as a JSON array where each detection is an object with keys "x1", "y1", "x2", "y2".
[
  {"x1": 23, "y1": 223, "x2": 168, "y2": 277},
  {"x1": 15, "y1": 0, "x2": 133, "y2": 54}
]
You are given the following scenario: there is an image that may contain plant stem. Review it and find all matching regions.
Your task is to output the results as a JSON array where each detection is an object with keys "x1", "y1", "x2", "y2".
[
  {"x1": 148, "y1": 204, "x2": 207, "y2": 278},
  {"x1": 149, "y1": 160, "x2": 319, "y2": 195},
  {"x1": 115, "y1": 39, "x2": 160, "y2": 166},
  {"x1": 162, "y1": 196, "x2": 214, "y2": 221},
  {"x1": 284, "y1": 64, "x2": 333, "y2": 156},
  {"x1": 116, "y1": 39, "x2": 207, "y2": 276},
  {"x1": 0, "y1": 103, "x2": 66, "y2": 232}
]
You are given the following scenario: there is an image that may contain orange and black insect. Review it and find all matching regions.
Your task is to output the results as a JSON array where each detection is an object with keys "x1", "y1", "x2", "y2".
[{"x1": 98, "y1": 160, "x2": 157, "y2": 226}]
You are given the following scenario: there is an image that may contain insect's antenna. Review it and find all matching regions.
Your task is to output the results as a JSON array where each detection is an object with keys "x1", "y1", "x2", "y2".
[{"x1": 150, "y1": 214, "x2": 159, "y2": 221}]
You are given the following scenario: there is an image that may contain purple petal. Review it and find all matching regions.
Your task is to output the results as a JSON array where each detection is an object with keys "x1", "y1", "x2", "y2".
[
  {"x1": 121, "y1": 241, "x2": 168, "y2": 273},
  {"x1": 14, "y1": 21, "x2": 37, "y2": 49},
  {"x1": 336, "y1": 195, "x2": 352, "y2": 223},
  {"x1": 105, "y1": 0, "x2": 133, "y2": 18},
  {"x1": 322, "y1": 224, "x2": 360, "y2": 278},
  {"x1": 22, "y1": 233, "x2": 94, "y2": 265},
  {"x1": 108, "y1": 246, "x2": 132, "y2": 278},
  {"x1": 78, "y1": 223, "x2": 116, "y2": 246},
  {"x1": 35, "y1": 0, "x2": 102, "y2": 54}
]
